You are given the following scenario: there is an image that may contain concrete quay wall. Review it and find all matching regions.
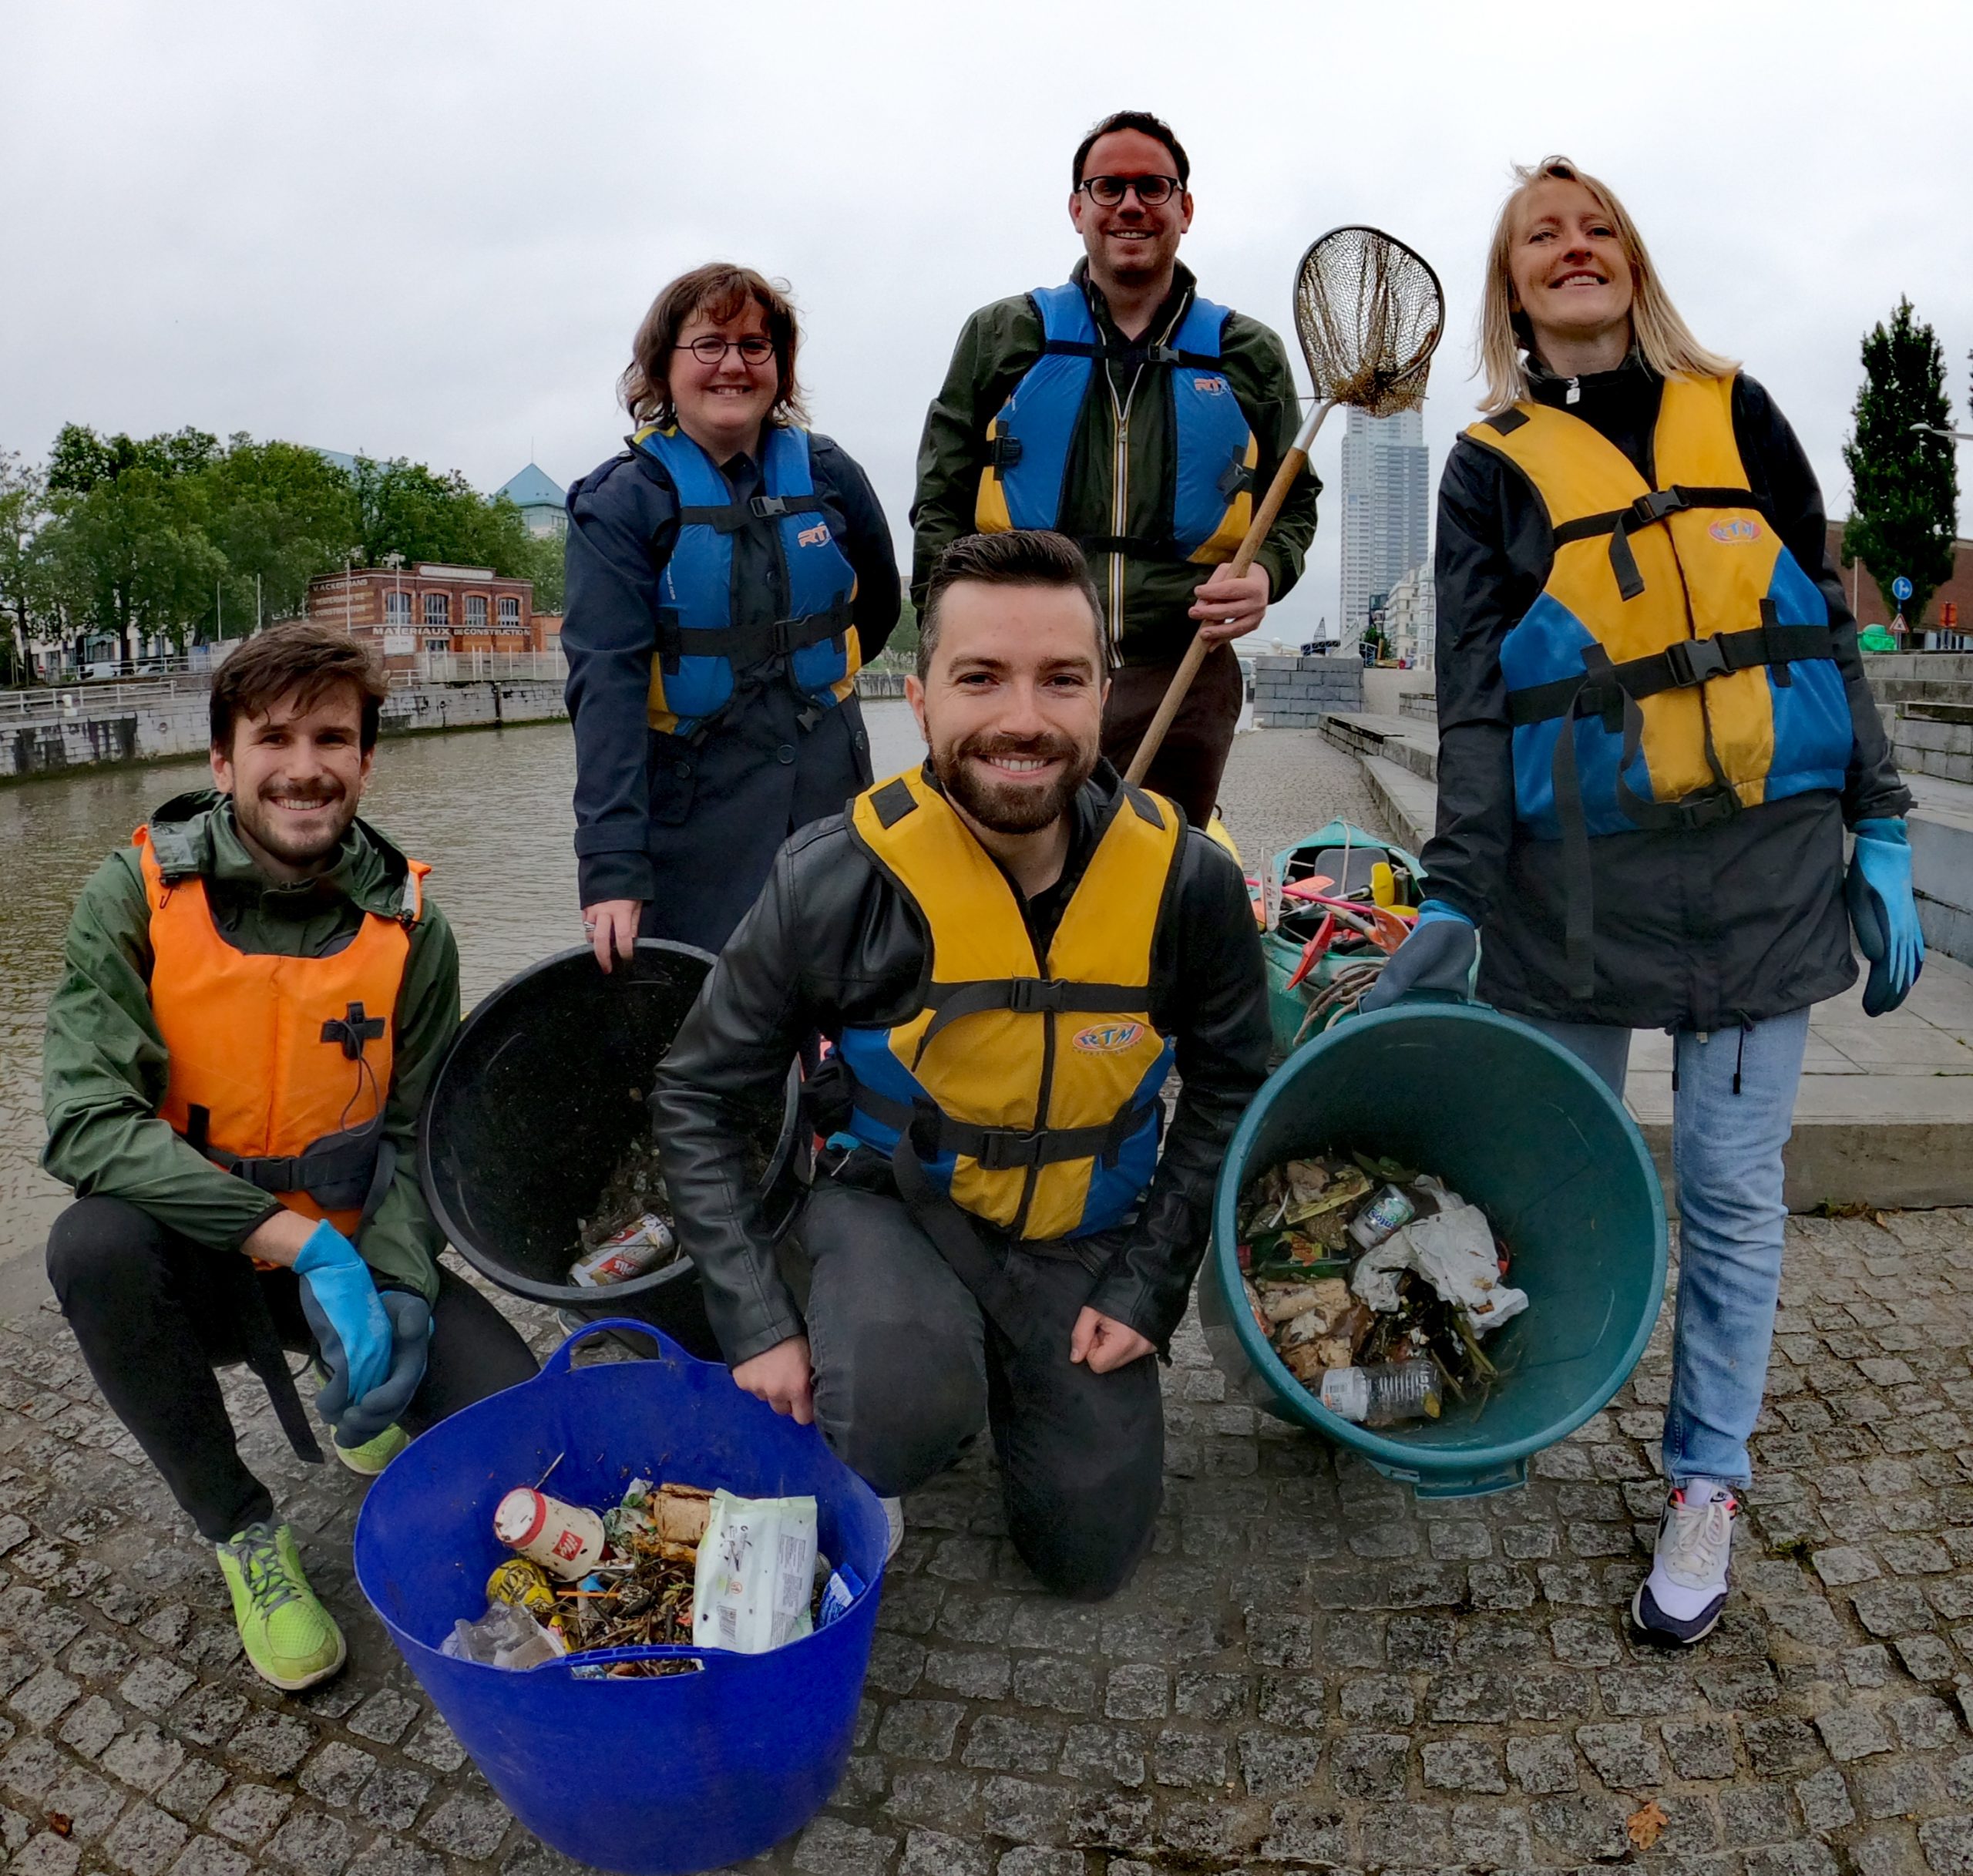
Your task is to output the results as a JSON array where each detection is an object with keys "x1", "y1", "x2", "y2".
[
  {"x1": 0, "y1": 681, "x2": 569, "y2": 782},
  {"x1": 1252, "y1": 654, "x2": 1362, "y2": 728}
]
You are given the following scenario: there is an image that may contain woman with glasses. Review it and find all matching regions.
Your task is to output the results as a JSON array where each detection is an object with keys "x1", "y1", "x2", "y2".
[
  {"x1": 563, "y1": 262, "x2": 901, "y2": 963},
  {"x1": 1366, "y1": 158, "x2": 1921, "y2": 1645}
]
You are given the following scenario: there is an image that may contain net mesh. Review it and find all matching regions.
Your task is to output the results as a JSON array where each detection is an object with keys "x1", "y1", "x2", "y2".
[{"x1": 1295, "y1": 226, "x2": 1444, "y2": 416}]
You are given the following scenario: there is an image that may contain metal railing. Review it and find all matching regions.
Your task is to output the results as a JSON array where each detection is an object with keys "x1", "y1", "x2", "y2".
[
  {"x1": 388, "y1": 649, "x2": 568, "y2": 684},
  {"x1": 0, "y1": 674, "x2": 218, "y2": 724}
]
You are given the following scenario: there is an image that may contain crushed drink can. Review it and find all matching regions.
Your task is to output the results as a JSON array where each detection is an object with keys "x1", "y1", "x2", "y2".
[
  {"x1": 1347, "y1": 1184, "x2": 1417, "y2": 1253},
  {"x1": 569, "y1": 1212, "x2": 675, "y2": 1289},
  {"x1": 494, "y1": 1488, "x2": 609, "y2": 1579},
  {"x1": 486, "y1": 1556, "x2": 560, "y2": 1623}
]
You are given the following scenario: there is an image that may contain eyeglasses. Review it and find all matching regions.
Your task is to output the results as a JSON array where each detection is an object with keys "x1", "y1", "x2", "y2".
[
  {"x1": 674, "y1": 335, "x2": 776, "y2": 365},
  {"x1": 1077, "y1": 174, "x2": 1181, "y2": 207}
]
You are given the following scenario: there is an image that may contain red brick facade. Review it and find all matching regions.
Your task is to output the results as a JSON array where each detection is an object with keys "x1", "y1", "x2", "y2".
[
  {"x1": 306, "y1": 563, "x2": 533, "y2": 654},
  {"x1": 1824, "y1": 523, "x2": 1973, "y2": 640}
]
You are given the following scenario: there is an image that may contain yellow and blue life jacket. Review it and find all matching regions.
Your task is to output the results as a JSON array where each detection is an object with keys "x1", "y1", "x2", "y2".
[
  {"x1": 1471, "y1": 374, "x2": 1850, "y2": 839},
  {"x1": 974, "y1": 281, "x2": 1258, "y2": 566},
  {"x1": 837, "y1": 767, "x2": 1183, "y2": 1242},
  {"x1": 629, "y1": 423, "x2": 860, "y2": 737},
  {"x1": 1467, "y1": 372, "x2": 1852, "y2": 996}
]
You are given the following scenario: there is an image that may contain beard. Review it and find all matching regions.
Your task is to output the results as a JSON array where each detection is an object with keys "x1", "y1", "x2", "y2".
[
  {"x1": 233, "y1": 782, "x2": 359, "y2": 869},
  {"x1": 933, "y1": 729, "x2": 1097, "y2": 835}
]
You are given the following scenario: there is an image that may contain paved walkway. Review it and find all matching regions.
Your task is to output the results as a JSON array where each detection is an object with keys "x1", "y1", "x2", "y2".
[{"x1": 4, "y1": 1212, "x2": 1973, "y2": 1876}]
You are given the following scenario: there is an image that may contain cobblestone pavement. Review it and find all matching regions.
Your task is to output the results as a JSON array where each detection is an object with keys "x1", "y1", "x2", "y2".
[
  {"x1": 4, "y1": 1211, "x2": 1973, "y2": 1876},
  {"x1": 1217, "y1": 726, "x2": 1394, "y2": 871}
]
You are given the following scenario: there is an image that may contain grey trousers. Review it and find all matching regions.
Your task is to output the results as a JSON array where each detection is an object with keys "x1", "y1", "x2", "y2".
[{"x1": 800, "y1": 1178, "x2": 1165, "y2": 1600}]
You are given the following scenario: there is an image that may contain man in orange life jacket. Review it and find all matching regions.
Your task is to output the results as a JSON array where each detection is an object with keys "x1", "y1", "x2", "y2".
[
  {"x1": 41, "y1": 624, "x2": 536, "y2": 1691},
  {"x1": 653, "y1": 531, "x2": 1270, "y2": 1599}
]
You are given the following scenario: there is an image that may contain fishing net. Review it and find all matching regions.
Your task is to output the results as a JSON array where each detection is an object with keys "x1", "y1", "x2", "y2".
[{"x1": 1295, "y1": 225, "x2": 1444, "y2": 416}]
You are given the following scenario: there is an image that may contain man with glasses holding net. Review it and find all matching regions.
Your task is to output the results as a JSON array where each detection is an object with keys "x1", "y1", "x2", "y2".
[{"x1": 913, "y1": 110, "x2": 1319, "y2": 829}]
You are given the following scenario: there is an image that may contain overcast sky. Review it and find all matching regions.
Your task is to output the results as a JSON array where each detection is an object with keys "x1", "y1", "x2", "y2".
[{"x1": 5, "y1": 0, "x2": 1969, "y2": 637}]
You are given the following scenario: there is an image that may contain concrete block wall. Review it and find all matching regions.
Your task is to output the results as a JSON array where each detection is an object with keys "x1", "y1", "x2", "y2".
[
  {"x1": 1892, "y1": 712, "x2": 1973, "y2": 787},
  {"x1": 1251, "y1": 655, "x2": 1362, "y2": 728},
  {"x1": 0, "y1": 682, "x2": 567, "y2": 782}
]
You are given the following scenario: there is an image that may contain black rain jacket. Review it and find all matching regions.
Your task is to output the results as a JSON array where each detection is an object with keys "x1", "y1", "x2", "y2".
[
  {"x1": 650, "y1": 762, "x2": 1271, "y2": 1366},
  {"x1": 1423, "y1": 355, "x2": 1911, "y2": 1032}
]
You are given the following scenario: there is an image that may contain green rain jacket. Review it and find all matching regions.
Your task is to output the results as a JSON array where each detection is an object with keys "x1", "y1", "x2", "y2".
[
  {"x1": 42, "y1": 790, "x2": 457, "y2": 1302},
  {"x1": 912, "y1": 259, "x2": 1320, "y2": 666}
]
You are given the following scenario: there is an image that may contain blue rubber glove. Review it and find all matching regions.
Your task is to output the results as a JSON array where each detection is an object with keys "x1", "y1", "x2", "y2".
[
  {"x1": 330, "y1": 1293, "x2": 432, "y2": 1448},
  {"x1": 1360, "y1": 900, "x2": 1480, "y2": 1012},
  {"x1": 294, "y1": 1220, "x2": 394, "y2": 1409},
  {"x1": 1847, "y1": 818, "x2": 1925, "y2": 1016}
]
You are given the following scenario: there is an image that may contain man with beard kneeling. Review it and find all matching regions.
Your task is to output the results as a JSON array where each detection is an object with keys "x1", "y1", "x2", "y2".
[{"x1": 652, "y1": 530, "x2": 1269, "y2": 1598}]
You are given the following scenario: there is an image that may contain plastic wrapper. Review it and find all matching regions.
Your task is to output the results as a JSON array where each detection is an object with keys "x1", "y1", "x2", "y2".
[
  {"x1": 692, "y1": 1490, "x2": 818, "y2": 1655},
  {"x1": 442, "y1": 1599, "x2": 569, "y2": 1669}
]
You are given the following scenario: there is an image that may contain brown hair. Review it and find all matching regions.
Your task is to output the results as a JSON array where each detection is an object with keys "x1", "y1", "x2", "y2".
[
  {"x1": 1477, "y1": 154, "x2": 1736, "y2": 413},
  {"x1": 1072, "y1": 109, "x2": 1190, "y2": 189},
  {"x1": 210, "y1": 622, "x2": 388, "y2": 753},
  {"x1": 919, "y1": 532, "x2": 1105, "y2": 681},
  {"x1": 619, "y1": 263, "x2": 808, "y2": 429}
]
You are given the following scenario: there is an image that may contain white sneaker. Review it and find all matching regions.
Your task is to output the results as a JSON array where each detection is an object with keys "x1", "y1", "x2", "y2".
[
  {"x1": 1632, "y1": 1481, "x2": 1737, "y2": 1645},
  {"x1": 879, "y1": 1495, "x2": 904, "y2": 1564}
]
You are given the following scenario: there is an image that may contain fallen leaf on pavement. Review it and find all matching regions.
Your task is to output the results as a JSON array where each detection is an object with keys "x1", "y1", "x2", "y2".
[{"x1": 1627, "y1": 1800, "x2": 1668, "y2": 1851}]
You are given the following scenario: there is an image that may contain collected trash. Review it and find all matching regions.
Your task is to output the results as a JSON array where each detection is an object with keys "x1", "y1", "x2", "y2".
[
  {"x1": 469, "y1": 1472, "x2": 851, "y2": 1676},
  {"x1": 570, "y1": 1116, "x2": 681, "y2": 1284},
  {"x1": 1237, "y1": 1151, "x2": 1528, "y2": 1424}
]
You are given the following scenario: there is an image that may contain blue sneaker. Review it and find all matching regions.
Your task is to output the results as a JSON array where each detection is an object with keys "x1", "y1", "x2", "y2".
[{"x1": 1631, "y1": 1483, "x2": 1736, "y2": 1646}]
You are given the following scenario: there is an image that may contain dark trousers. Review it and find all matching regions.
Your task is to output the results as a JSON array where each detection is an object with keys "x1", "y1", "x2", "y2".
[
  {"x1": 1101, "y1": 642, "x2": 1244, "y2": 829},
  {"x1": 47, "y1": 1197, "x2": 539, "y2": 1542},
  {"x1": 800, "y1": 1180, "x2": 1164, "y2": 1600}
]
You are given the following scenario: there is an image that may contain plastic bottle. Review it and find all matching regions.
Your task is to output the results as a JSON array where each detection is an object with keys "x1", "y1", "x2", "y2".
[{"x1": 1319, "y1": 1361, "x2": 1443, "y2": 1427}]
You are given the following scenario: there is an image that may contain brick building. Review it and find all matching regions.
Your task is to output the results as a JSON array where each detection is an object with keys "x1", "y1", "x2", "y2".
[
  {"x1": 1825, "y1": 523, "x2": 1972, "y2": 649},
  {"x1": 306, "y1": 563, "x2": 533, "y2": 655}
]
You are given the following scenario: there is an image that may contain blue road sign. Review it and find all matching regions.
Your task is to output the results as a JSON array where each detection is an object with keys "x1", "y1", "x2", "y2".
[{"x1": 1892, "y1": 576, "x2": 1914, "y2": 602}]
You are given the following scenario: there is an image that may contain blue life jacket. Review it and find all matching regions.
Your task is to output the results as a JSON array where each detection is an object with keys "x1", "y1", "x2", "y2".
[
  {"x1": 629, "y1": 424, "x2": 860, "y2": 737},
  {"x1": 974, "y1": 282, "x2": 1258, "y2": 566}
]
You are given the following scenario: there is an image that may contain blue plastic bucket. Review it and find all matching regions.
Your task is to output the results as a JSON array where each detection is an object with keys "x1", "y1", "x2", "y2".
[
  {"x1": 353, "y1": 1322, "x2": 886, "y2": 1875},
  {"x1": 1201, "y1": 1003, "x2": 1668, "y2": 1497}
]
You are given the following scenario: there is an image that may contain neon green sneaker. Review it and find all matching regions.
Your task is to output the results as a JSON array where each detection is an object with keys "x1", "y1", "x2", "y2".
[
  {"x1": 333, "y1": 1424, "x2": 410, "y2": 1476},
  {"x1": 216, "y1": 1522, "x2": 347, "y2": 1691}
]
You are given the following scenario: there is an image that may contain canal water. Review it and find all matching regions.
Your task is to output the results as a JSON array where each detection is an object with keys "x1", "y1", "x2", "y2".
[{"x1": 0, "y1": 701, "x2": 932, "y2": 1284}]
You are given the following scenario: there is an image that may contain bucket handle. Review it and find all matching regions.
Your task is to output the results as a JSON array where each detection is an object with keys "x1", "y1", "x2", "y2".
[{"x1": 539, "y1": 1316, "x2": 711, "y2": 1380}]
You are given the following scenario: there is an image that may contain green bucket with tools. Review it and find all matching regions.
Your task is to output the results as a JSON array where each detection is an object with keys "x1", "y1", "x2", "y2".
[{"x1": 1200, "y1": 1001, "x2": 1668, "y2": 1496}]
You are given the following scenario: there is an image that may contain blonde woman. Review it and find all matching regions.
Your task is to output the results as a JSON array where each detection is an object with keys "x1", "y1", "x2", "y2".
[{"x1": 1366, "y1": 158, "x2": 1921, "y2": 1642}]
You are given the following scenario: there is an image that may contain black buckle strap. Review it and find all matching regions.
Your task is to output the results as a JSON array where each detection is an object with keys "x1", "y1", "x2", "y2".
[
  {"x1": 1548, "y1": 485, "x2": 1763, "y2": 601},
  {"x1": 1509, "y1": 624, "x2": 1837, "y2": 726},
  {"x1": 654, "y1": 598, "x2": 850, "y2": 675},
  {"x1": 913, "y1": 977, "x2": 1148, "y2": 1061},
  {"x1": 674, "y1": 493, "x2": 823, "y2": 535},
  {"x1": 849, "y1": 1073, "x2": 1148, "y2": 1175},
  {"x1": 990, "y1": 433, "x2": 1023, "y2": 470}
]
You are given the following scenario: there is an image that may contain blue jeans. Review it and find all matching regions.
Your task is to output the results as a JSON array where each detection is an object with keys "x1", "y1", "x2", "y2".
[{"x1": 1521, "y1": 1009, "x2": 1811, "y2": 1491}]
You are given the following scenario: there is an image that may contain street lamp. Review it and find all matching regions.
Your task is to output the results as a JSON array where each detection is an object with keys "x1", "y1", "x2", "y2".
[{"x1": 1911, "y1": 422, "x2": 1973, "y2": 443}]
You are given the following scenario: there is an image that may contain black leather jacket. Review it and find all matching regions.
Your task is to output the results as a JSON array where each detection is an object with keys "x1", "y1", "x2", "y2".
[{"x1": 650, "y1": 762, "x2": 1271, "y2": 1366}]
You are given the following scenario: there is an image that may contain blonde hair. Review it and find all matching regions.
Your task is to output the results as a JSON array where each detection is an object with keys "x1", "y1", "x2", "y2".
[{"x1": 1477, "y1": 155, "x2": 1736, "y2": 413}]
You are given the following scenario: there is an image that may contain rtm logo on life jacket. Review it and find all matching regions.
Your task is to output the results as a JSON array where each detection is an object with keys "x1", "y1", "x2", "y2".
[
  {"x1": 973, "y1": 281, "x2": 1259, "y2": 566},
  {"x1": 1073, "y1": 1020, "x2": 1145, "y2": 1054},
  {"x1": 1709, "y1": 519, "x2": 1763, "y2": 543},
  {"x1": 796, "y1": 522, "x2": 831, "y2": 547}
]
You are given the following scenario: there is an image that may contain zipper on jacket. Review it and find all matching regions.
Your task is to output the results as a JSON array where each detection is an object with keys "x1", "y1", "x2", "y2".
[{"x1": 1566, "y1": 376, "x2": 1581, "y2": 405}]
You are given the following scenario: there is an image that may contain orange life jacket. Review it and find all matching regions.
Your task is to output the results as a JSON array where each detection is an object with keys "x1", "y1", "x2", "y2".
[{"x1": 136, "y1": 824, "x2": 428, "y2": 1238}]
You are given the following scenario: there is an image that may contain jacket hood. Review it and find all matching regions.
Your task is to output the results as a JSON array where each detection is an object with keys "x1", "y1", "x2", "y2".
[{"x1": 145, "y1": 789, "x2": 422, "y2": 923}]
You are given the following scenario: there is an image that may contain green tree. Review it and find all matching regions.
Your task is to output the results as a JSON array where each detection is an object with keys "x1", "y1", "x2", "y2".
[
  {"x1": 0, "y1": 452, "x2": 50, "y2": 684},
  {"x1": 1842, "y1": 298, "x2": 1959, "y2": 627},
  {"x1": 191, "y1": 436, "x2": 359, "y2": 634},
  {"x1": 38, "y1": 425, "x2": 227, "y2": 664},
  {"x1": 351, "y1": 457, "x2": 560, "y2": 607}
]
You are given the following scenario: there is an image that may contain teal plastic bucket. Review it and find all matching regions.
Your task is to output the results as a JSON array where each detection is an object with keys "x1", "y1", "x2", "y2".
[{"x1": 1202, "y1": 1003, "x2": 1668, "y2": 1496}]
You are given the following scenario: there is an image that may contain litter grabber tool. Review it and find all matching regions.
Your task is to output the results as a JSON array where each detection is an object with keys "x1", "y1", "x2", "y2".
[{"x1": 1126, "y1": 226, "x2": 1445, "y2": 785}]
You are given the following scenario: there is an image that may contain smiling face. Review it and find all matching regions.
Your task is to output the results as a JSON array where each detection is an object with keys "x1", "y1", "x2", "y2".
[
  {"x1": 667, "y1": 297, "x2": 779, "y2": 462},
  {"x1": 211, "y1": 682, "x2": 372, "y2": 880},
  {"x1": 1507, "y1": 175, "x2": 1636, "y2": 363},
  {"x1": 1069, "y1": 128, "x2": 1193, "y2": 295},
  {"x1": 908, "y1": 580, "x2": 1107, "y2": 837}
]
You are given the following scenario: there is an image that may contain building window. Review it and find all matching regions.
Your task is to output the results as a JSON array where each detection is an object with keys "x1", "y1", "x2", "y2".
[
  {"x1": 497, "y1": 595, "x2": 521, "y2": 629},
  {"x1": 385, "y1": 591, "x2": 412, "y2": 627},
  {"x1": 423, "y1": 593, "x2": 449, "y2": 628},
  {"x1": 465, "y1": 594, "x2": 488, "y2": 629}
]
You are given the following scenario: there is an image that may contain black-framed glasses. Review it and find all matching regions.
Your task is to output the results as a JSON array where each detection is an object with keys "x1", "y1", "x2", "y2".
[
  {"x1": 674, "y1": 335, "x2": 776, "y2": 365},
  {"x1": 1077, "y1": 174, "x2": 1181, "y2": 207}
]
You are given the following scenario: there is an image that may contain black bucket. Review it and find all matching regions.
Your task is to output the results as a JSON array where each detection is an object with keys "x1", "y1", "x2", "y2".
[{"x1": 418, "y1": 940, "x2": 805, "y2": 1360}]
